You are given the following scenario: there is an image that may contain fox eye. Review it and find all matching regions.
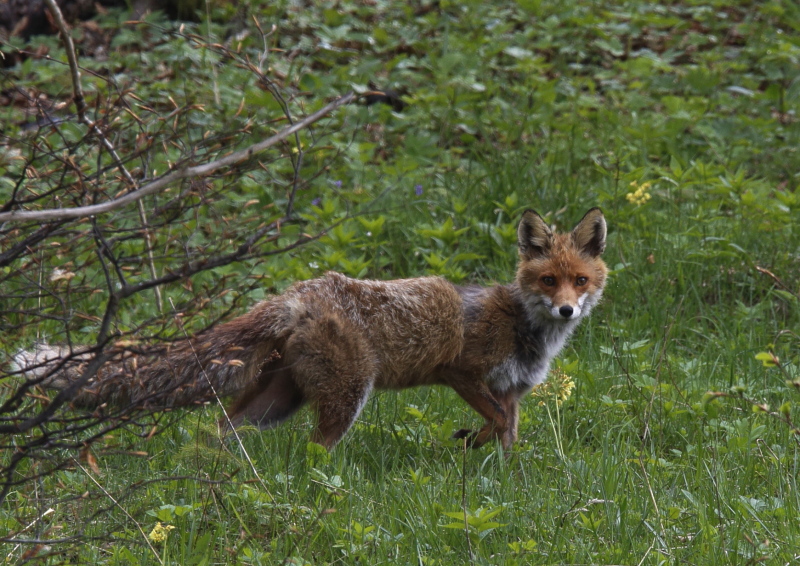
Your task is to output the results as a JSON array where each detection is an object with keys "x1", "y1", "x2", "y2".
[
  {"x1": 541, "y1": 276, "x2": 556, "y2": 286},
  {"x1": 576, "y1": 276, "x2": 588, "y2": 286}
]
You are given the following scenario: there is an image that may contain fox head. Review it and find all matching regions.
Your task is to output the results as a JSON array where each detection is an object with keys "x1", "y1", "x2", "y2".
[{"x1": 516, "y1": 208, "x2": 608, "y2": 321}]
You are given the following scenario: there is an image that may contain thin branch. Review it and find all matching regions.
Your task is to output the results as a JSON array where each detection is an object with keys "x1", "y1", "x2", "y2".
[
  {"x1": 42, "y1": 0, "x2": 136, "y2": 189},
  {"x1": 756, "y1": 265, "x2": 800, "y2": 300},
  {"x1": 42, "y1": 0, "x2": 87, "y2": 119},
  {"x1": 73, "y1": 459, "x2": 164, "y2": 565},
  {"x1": 0, "y1": 92, "x2": 355, "y2": 223},
  {"x1": 137, "y1": 200, "x2": 163, "y2": 311},
  {"x1": 4, "y1": 507, "x2": 54, "y2": 559},
  {"x1": 43, "y1": 0, "x2": 165, "y2": 311},
  {"x1": 0, "y1": 222, "x2": 66, "y2": 268},
  {"x1": 0, "y1": 352, "x2": 111, "y2": 435}
]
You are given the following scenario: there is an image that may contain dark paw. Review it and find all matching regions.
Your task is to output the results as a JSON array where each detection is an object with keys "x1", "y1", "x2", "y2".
[{"x1": 452, "y1": 428, "x2": 483, "y2": 448}]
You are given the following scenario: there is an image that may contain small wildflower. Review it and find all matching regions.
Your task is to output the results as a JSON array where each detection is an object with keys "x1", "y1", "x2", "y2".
[
  {"x1": 414, "y1": 184, "x2": 423, "y2": 196},
  {"x1": 311, "y1": 197, "x2": 322, "y2": 207},
  {"x1": 333, "y1": 180, "x2": 342, "y2": 189},
  {"x1": 148, "y1": 522, "x2": 176, "y2": 544},
  {"x1": 530, "y1": 368, "x2": 576, "y2": 406},
  {"x1": 626, "y1": 181, "x2": 652, "y2": 206}
]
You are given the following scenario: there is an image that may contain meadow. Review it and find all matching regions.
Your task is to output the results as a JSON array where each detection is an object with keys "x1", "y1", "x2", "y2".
[{"x1": 1, "y1": 0, "x2": 799, "y2": 563}]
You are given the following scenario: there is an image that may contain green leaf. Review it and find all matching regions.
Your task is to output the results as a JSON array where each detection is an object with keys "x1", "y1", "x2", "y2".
[{"x1": 755, "y1": 352, "x2": 778, "y2": 367}]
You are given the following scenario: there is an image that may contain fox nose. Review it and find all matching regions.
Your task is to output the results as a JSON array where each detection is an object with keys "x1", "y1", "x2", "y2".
[{"x1": 558, "y1": 305, "x2": 574, "y2": 318}]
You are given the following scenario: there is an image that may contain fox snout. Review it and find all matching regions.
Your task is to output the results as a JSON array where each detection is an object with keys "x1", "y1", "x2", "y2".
[{"x1": 545, "y1": 297, "x2": 586, "y2": 320}]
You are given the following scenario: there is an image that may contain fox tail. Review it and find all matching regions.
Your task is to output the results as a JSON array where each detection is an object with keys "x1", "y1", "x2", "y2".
[{"x1": 12, "y1": 300, "x2": 292, "y2": 410}]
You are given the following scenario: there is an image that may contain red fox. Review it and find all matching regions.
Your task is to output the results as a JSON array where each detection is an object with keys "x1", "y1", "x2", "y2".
[{"x1": 15, "y1": 208, "x2": 607, "y2": 450}]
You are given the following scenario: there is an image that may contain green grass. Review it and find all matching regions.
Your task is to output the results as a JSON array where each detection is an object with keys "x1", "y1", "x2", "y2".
[{"x1": 2, "y1": 0, "x2": 800, "y2": 563}]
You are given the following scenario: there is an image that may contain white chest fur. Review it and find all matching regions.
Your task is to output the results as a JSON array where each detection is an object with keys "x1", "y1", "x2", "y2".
[{"x1": 485, "y1": 319, "x2": 578, "y2": 394}]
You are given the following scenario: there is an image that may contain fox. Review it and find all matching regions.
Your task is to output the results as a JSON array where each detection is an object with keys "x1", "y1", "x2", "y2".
[{"x1": 15, "y1": 208, "x2": 608, "y2": 450}]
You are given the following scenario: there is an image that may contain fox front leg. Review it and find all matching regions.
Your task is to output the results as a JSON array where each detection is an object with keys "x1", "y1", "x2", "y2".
[
  {"x1": 495, "y1": 391, "x2": 520, "y2": 449},
  {"x1": 448, "y1": 378, "x2": 509, "y2": 449}
]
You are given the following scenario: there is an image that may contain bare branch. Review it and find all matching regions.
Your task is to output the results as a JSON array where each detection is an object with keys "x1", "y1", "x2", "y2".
[
  {"x1": 42, "y1": 0, "x2": 137, "y2": 189},
  {"x1": 42, "y1": 0, "x2": 87, "y2": 119},
  {"x1": 0, "y1": 352, "x2": 112, "y2": 435},
  {"x1": 0, "y1": 92, "x2": 355, "y2": 223}
]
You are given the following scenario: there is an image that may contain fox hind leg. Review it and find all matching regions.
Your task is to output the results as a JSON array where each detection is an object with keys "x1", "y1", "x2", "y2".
[
  {"x1": 286, "y1": 313, "x2": 378, "y2": 449},
  {"x1": 227, "y1": 367, "x2": 306, "y2": 429},
  {"x1": 309, "y1": 381, "x2": 374, "y2": 449}
]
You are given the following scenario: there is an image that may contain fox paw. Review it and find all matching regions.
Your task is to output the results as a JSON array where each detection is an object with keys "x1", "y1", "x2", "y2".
[{"x1": 452, "y1": 428, "x2": 483, "y2": 448}]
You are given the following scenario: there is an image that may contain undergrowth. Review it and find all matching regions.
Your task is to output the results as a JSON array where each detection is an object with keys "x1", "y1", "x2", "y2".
[{"x1": 1, "y1": 0, "x2": 799, "y2": 563}]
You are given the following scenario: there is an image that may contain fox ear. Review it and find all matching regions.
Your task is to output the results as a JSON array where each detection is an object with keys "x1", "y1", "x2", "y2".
[
  {"x1": 571, "y1": 208, "x2": 607, "y2": 257},
  {"x1": 518, "y1": 209, "x2": 553, "y2": 260}
]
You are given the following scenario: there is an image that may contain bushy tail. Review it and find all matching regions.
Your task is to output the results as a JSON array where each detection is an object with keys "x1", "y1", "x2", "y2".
[{"x1": 13, "y1": 299, "x2": 292, "y2": 410}]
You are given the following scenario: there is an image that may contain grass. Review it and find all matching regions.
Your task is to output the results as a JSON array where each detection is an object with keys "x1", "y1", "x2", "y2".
[{"x1": 2, "y1": 0, "x2": 800, "y2": 563}]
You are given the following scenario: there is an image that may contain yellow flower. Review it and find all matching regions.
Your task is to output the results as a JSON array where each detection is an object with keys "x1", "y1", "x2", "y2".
[
  {"x1": 531, "y1": 368, "x2": 576, "y2": 406},
  {"x1": 148, "y1": 522, "x2": 176, "y2": 544},
  {"x1": 626, "y1": 181, "x2": 652, "y2": 206}
]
